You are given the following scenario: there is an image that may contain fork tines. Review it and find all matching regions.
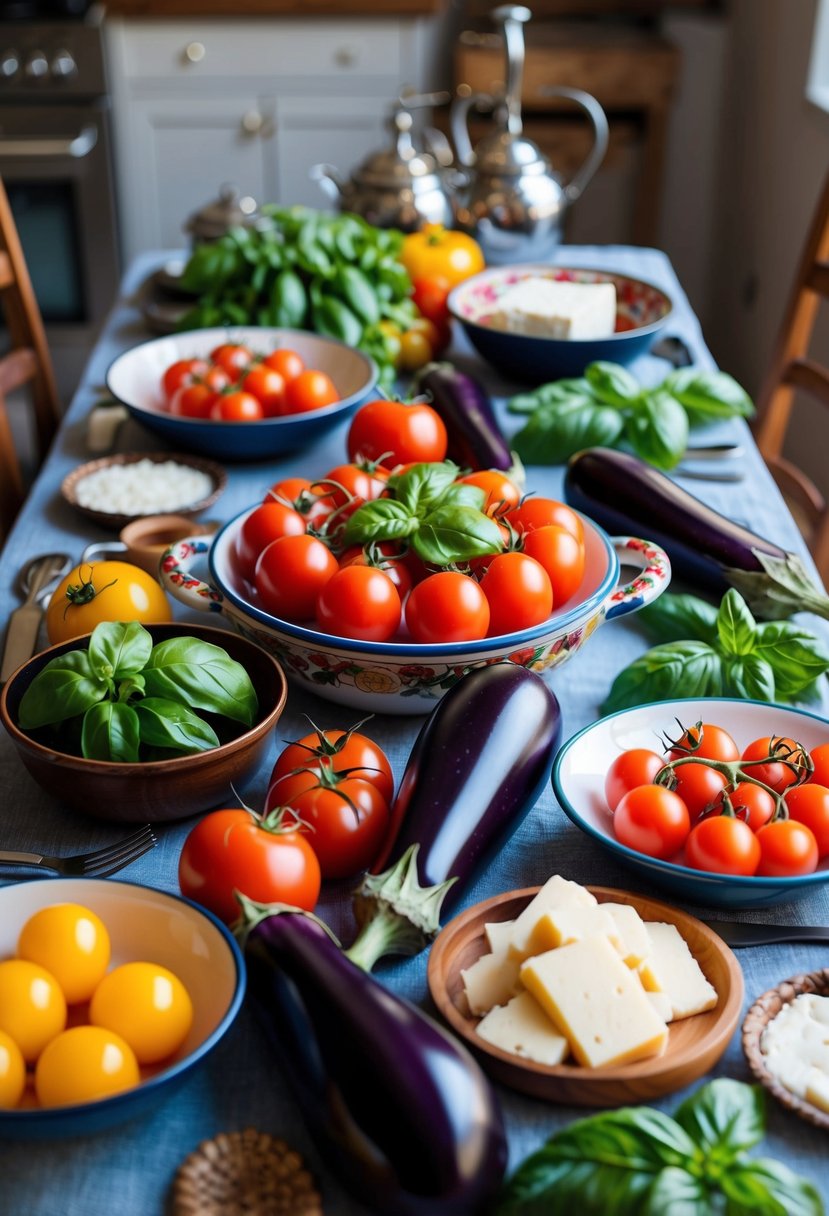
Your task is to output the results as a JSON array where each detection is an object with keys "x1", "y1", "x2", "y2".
[{"x1": 82, "y1": 824, "x2": 158, "y2": 878}]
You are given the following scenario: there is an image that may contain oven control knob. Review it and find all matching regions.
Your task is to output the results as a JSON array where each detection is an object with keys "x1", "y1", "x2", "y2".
[
  {"x1": 51, "y1": 50, "x2": 78, "y2": 79},
  {"x1": 24, "y1": 51, "x2": 49, "y2": 80},
  {"x1": 0, "y1": 51, "x2": 20, "y2": 79}
]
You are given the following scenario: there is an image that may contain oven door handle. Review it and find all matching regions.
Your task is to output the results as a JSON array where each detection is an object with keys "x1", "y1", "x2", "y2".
[{"x1": 0, "y1": 125, "x2": 98, "y2": 160}]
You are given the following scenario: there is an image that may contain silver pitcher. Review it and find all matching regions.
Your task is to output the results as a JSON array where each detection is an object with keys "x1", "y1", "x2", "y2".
[{"x1": 451, "y1": 5, "x2": 609, "y2": 264}]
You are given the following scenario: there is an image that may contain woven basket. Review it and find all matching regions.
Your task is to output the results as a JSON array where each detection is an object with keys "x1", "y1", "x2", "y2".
[{"x1": 170, "y1": 1128, "x2": 323, "y2": 1216}]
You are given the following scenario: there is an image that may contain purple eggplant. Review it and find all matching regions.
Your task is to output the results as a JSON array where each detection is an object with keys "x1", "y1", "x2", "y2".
[
  {"x1": 415, "y1": 362, "x2": 513, "y2": 471},
  {"x1": 244, "y1": 910, "x2": 507, "y2": 1216}
]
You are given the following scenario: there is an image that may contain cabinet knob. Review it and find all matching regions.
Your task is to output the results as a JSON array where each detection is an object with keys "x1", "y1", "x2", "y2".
[
  {"x1": 183, "y1": 41, "x2": 206, "y2": 64},
  {"x1": 241, "y1": 110, "x2": 264, "y2": 135},
  {"x1": 0, "y1": 51, "x2": 19, "y2": 79},
  {"x1": 334, "y1": 44, "x2": 358, "y2": 68},
  {"x1": 24, "y1": 51, "x2": 49, "y2": 80},
  {"x1": 51, "y1": 50, "x2": 77, "y2": 79}
]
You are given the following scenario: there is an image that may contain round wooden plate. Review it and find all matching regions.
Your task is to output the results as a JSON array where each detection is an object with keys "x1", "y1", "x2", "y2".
[
  {"x1": 742, "y1": 968, "x2": 829, "y2": 1132},
  {"x1": 61, "y1": 451, "x2": 227, "y2": 530},
  {"x1": 427, "y1": 885, "x2": 744, "y2": 1107}
]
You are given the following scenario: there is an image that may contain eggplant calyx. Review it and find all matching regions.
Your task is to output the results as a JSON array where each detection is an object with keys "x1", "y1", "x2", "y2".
[
  {"x1": 726, "y1": 551, "x2": 829, "y2": 622},
  {"x1": 232, "y1": 891, "x2": 340, "y2": 947},
  {"x1": 345, "y1": 844, "x2": 457, "y2": 972}
]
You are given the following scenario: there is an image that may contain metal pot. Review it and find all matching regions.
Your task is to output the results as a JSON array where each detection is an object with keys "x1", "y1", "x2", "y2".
[{"x1": 184, "y1": 183, "x2": 260, "y2": 245}]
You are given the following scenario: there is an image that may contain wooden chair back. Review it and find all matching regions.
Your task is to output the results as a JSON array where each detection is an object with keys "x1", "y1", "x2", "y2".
[
  {"x1": 0, "y1": 175, "x2": 61, "y2": 542},
  {"x1": 753, "y1": 170, "x2": 829, "y2": 582}
]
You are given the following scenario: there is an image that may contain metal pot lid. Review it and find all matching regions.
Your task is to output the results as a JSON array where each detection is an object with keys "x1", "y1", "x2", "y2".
[
  {"x1": 353, "y1": 148, "x2": 443, "y2": 189},
  {"x1": 472, "y1": 130, "x2": 551, "y2": 175},
  {"x1": 184, "y1": 183, "x2": 259, "y2": 240}
]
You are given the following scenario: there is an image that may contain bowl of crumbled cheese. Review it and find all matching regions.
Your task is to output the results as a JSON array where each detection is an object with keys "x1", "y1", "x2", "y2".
[{"x1": 61, "y1": 452, "x2": 227, "y2": 529}]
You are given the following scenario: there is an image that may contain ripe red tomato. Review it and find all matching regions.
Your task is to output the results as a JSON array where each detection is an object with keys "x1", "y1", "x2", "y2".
[
  {"x1": 178, "y1": 808, "x2": 321, "y2": 925},
  {"x1": 163, "y1": 357, "x2": 209, "y2": 401},
  {"x1": 284, "y1": 370, "x2": 339, "y2": 414},
  {"x1": 412, "y1": 275, "x2": 452, "y2": 329},
  {"x1": 756, "y1": 818, "x2": 819, "y2": 876},
  {"x1": 685, "y1": 815, "x2": 761, "y2": 876},
  {"x1": 347, "y1": 399, "x2": 448, "y2": 467},
  {"x1": 480, "y1": 552, "x2": 552, "y2": 637},
  {"x1": 741, "y1": 736, "x2": 809, "y2": 793},
  {"x1": 458, "y1": 470, "x2": 521, "y2": 517},
  {"x1": 318, "y1": 461, "x2": 390, "y2": 508},
  {"x1": 235, "y1": 501, "x2": 307, "y2": 582},
  {"x1": 210, "y1": 343, "x2": 253, "y2": 377},
  {"x1": 405, "y1": 571, "x2": 489, "y2": 643},
  {"x1": 265, "y1": 477, "x2": 332, "y2": 527},
  {"x1": 506, "y1": 497, "x2": 584, "y2": 543},
  {"x1": 784, "y1": 784, "x2": 829, "y2": 857},
  {"x1": 667, "y1": 723, "x2": 740, "y2": 763},
  {"x1": 521, "y1": 524, "x2": 586, "y2": 608},
  {"x1": 613, "y1": 786, "x2": 691, "y2": 859},
  {"x1": 809, "y1": 743, "x2": 829, "y2": 786},
  {"x1": 269, "y1": 727, "x2": 394, "y2": 805},
  {"x1": 604, "y1": 749, "x2": 666, "y2": 812},
  {"x1": 709, "y1": 782, "x2": 776, "y2": 831},
  {"x1": 169, "y1": 383, "x2": 217, "y2": 419},
  {"x1": 264, "y1": 348, "x2": 305, "y2": 382},
  {"x1": 339, "y1": 543, "x2": 413, "y2": 601},
  {"x1": 669, "y1": 763, "x2": 729, "y2": 819},
  {"x1": 255, "y1": 534, "x2": 338, "y2": 621},
  {"x1": 242, "y1": 365, "x2": 287, "y2": 417},
  {"x1": 267, "y1": 774, "x2": 390, "y2": 879},
  {"x1": 201, "y1": 364, "x2": 232, "y2": 394},
  {"x1": 316, "y1": 565, "x2": 401, "y2": 642},
  {"x1": 210, "y1": 391, "x2": 264, "y2": 422}
]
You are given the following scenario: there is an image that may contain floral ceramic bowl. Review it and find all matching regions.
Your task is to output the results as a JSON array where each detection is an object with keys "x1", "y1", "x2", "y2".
[
  {"x1": 160, "y1": 509, "x2": 670, "y2": 715},
  {"x1": 448, "y1": 265, "x2": 673, "y2": 382}
]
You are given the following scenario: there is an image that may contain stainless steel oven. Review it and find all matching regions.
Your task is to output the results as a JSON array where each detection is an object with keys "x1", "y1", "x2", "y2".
[{"x1": 0, "y1": 8, "x2": 120, "y2": 400}]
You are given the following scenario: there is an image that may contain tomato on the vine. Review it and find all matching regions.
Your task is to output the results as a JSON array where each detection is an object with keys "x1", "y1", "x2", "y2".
[
  {"x1": 741, "y1": 736, "x2": 810, "y2": 793},
  {"x1": 521, "y1": 524, "x2": 585, "y2": 607},
  {"x1": 254, "y1": 534, "x2": 338, "y2": 621},
  {"x1": 339, "y1": 542, "x2": 413, "y2": 601},
  {"x1": 613, "y1": 785, "x2": 690, "y2": 859},
  {"x1": 604, "y1": 749, "x2": 665, "y2": 812},
  {"x1": 756, "y1": 818, "x2": 819, "y2": 876},
  {"x1": 405, "y1": 571, "x2": 490, "y2": 643},
  {"x1": 210, "y1": 343, "x2": 253, "y2": 377},
  {"x1": 265, "y1": 477, "x2": 332, "y2": 527},
  {"x1": 784, "y1": 783, "x2": 829, "y2": 857},
  {"x1": 317, "y1": 460, "x2": 390, "y2": 508},
  {"x1": 169, "y1": 383, "x2": 218, "y2": 419},
  {"x1": 267, "y1": 772, "x2": 390, "y2": 879},
  {"x1": 269, "y1": 724, "x2": 394, "y2": 804},
  {"x1": 242, "y1": 365, "x2": 287, "y2": 417},
  {"x1": 264, "y1": 348, "x2": 304, "y2": 383},
  {"x1": 347, "y1": 398, "x2": 447, "y2": 467},
  {"x1": 163, "y1": 358, "x2": 208, "y2": 401},
  {"x1": 235, "y1": 501, "x2": 307, "y2": 582},
  {"x1": 667, "y1": 723, "x2": 740, "y2": 764},
  {"x1": 458, "y1": 470, "x2": 521, "y2": 517},
  {"x1": 480, "y1": 552, "x2": 552, "y2": 637},
  {"x1": 316, "y1": 565, "x2": 401, "y2": 642},
  {"x1": 669, "y1": 762, "x2": 729, "y2": 820},
  {"x1": 685, "y1": 815, "x2": 760, "y2": 876},
  {"x1": 709, "y1": 782, "x2": 776, "y2": 831},
  {"x1": 809, "y1": 743, "x2": 829, "y2": 787},
  {"x1": 506, "y1": 497, "x2": 584, "y2": 543}
]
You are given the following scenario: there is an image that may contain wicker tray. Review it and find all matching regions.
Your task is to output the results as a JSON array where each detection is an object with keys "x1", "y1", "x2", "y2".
[{"x1": 170, "y1": 1128, "x2": 323, "y2": 1216}]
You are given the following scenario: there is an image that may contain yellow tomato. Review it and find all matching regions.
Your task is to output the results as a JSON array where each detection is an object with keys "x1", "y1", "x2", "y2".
[
  {"x1": 18, "y1": 904, "x2": 111, "y2": 1005},
  {"x1": 45, "y1": 560, "x2": 172, "y2": 645},
  {"x1": 400, "y1": 225, "x2": 485, "y2": 289},
  {"x1": 0, "y1": 959, "x2": 66, "y2": 1064},
  {"x1": 398, "y1": 327, "x2": 434, "y2": 373},
  {"x1": 0, "y1": 1030, "x2": 25, "y2": 1109},
  {"x1": 89, "y1": 961, "x2": 193, "y2": 1065},
  {"x1": 35, "y1": 1025, "x2": 139, "y2": 1108}
]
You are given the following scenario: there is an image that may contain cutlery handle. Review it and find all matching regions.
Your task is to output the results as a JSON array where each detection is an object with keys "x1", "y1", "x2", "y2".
[
  {"x1": 711, "y1": 922, "x2": 829, "y2": 946},
  {"x1": 0, "y1": 851, "x2": 45, "y2": 867},
  {"x1": 0, "y1": 605, "x2": 43, "y2": 683}
]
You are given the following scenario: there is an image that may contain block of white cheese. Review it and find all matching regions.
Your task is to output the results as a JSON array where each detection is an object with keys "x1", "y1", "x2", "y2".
[
  {"x1": 476, "y1": 990, "x2": 570, "y2": 1066},
  {"x1": 484, "y1": 920, "x2": 516, "y2": 955},
  {"x1": 603, "y1": 903, "x2": 651, "y2": 968},
  {"x1": 761, "y1": 992, "x2": 829, "y2": 1103},
  {"x1": 488, "y1": 278, "x2": 617, "y2": 340},
  {"x1": 461, "y1": 950, "x2": 522, "y2": 1016},
  {"x1": 520, "y1": 935, "x2": 669, "y2": 1068},
  {"x1": 638, "y1": 922, "x2": 718, "y2": 1020},
  {"x1": 532, "y1": 905, "x2": 621, "y2": 953},
  {"x1": 646, "y1": 990, "x2": 674, "y2": 1023},
  {"x1": 509, "y1": 876, "x2": 597, "y2": 961}
]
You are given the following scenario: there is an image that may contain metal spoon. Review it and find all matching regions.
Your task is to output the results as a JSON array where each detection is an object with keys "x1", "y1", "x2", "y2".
[{"x1": 1, "y1": 552, "x2": 72, "y2": 683}]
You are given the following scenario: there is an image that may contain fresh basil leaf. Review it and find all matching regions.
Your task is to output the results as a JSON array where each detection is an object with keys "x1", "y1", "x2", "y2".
[
  {"x1": 512, "y1": 399, "x2": 626, "y2": 466},
  {"x1": 142, "y1": 638, "x2": 258, "y2": 727},
  {"x1": 117, "y1": 674, "x2": 145, "y2": 702},
  {"x1": 133, "y1": 697, "x2": 220, "y2": 754},
  {"x1": 674, "y1": 1078, "x2": 765, "y2": 1160},
  {"x1": 508, "y1": 391, "x2": 550, "y2": 414},
  {"x1": 721, "y1": 1158, "x2": 824, "y2": 1216},
  {"x1": 512, "y1": 377, "x2": 594, "y2": 409},
  {"x1": 81, "y1": 701, "x2": 140, "y2": 762},
  {"x1": 753, "y1": 621, "x2": 829, "y2": 698},
  {"x1": 602, "y1": 641, "x2": 723, "y2": 714},
  {"x1": 723, "y1": 654, "x2": 777, "y2": 702},
  {"x1": 18, "y1": 650, "x2": 109, "y2": 730},
  {"x1": 439, "y1": 483, "x2": 487, "y2": 510},
  {"x1": 624, "y1": 390, "x2": 689, "y2": 470},
  {"x1": 664, "y1": 368, "x2": 755, "y2": 421},
  {"x1": 641, "y1": 1166, "x2": 711, "y2": 1215},
  {"x1": 639, "y1": 594, "x2": 719, "y2": 645},
  {"x1": 388, "y1": 461, "x2": 461, "y2": 516},
  {"x1": 343, "y1": 499, "x2": 419, "y2": 547},
  {"x1": 413, "y1": 504, "x2": 504, "y2": 565},
  {"x1": 585, "y1": 361, "x2": 641, "y2": 405},
  {"x1": 88, "y1": 621, "x2": 153, "y2": 682},
  {"x1": 716, "y1": 589, "x2": 757, "y2": 657}
]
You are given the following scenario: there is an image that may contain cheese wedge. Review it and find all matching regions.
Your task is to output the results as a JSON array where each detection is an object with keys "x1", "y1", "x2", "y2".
[
  {"x1": 484, "y1": 920, "x2": 516, "y2": 955},
  {"x1": 638, "y1": 923, "x2": 718, "y2": 1019},
  {"x1": 532, "y1": 905, "x2": 621, "y2": 953},
  {"x1": 508, "y1": 876, "x2": 597, "y2": 961},
  {"x1": 646, "y1": 991, "x2": 674, "y2": 1023},
  {"x1": 461, "y1": 950, "x2": 522, "y2": 1016},
  {"x1": 603, "y1": 903, "x2": 651, "y2": 968},
  {"x1": 520, "y1": 935, "x2": 668, "y2": 1068},
  {"x1": 476, "y1": 991, "x2": 570, "y2": 1066},
  {"x1": 488, "y1": 278, "x2": 617, "y2": 340}
]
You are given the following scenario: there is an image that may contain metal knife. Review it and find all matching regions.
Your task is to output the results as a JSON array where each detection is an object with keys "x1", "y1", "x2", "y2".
[
  {"x1": 0, "y1": 553, "x2": 70, "y2": 683},
  {"x1": 709, "y1": 921, "x2": 829, "y2": 947}
]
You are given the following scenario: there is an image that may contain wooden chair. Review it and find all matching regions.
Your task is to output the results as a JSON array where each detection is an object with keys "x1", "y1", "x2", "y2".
[
  {"x1": 0, "y1": 174, "x2": 61, "y2": 542},
  {"x1": 753, "y1": 169, "x2": 829, "y2": 583}
]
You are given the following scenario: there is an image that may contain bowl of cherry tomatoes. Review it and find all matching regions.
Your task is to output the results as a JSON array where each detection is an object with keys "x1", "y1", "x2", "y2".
[
  {"x1": 553, "y1": 697, "x2": 829, "y2": 908},
  {"x1": 0, "y1": 879, "x2": 243, "y2": 1137},
  {"x1": 106, "y1": 327, "x2": 378, "y2": 461}
]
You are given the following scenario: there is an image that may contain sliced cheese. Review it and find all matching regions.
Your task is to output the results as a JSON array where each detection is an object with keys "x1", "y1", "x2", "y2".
[
  {"x1": 638, "y1": 923, "x2": 718, "y2": 1020},
  {"x1": 476, "y1": 990, "x2": 570, "y2": 1066},
  {"x1": 532, "y1": 905, "x2": 621, "y2": 953},
  {"x1": 488, "y1": 278, "x2": 617, "y2": 340},
  {"x1": 484, "y1": 920, "x2": 515, "y2": 955},
  {"x1": 520, "y1": 935, "x2": 668, "y2": 1068},
  {"x1": 603, "y1": 903, "x2": 651, "y2": 968},
  {"x1": 461, "y1": 950, "x2": 522, "y2": 1016},
  {"x1": 646, "y1": 991, "x2": 674, "y2": 1023},
  {"x1": 508, "y1": 876, "x2": 597, "y2": 961}
]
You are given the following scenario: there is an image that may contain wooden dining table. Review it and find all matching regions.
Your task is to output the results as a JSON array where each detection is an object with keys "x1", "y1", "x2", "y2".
[{"x1": 1, "y1": 245, "x2": 828, "y2": 1215}]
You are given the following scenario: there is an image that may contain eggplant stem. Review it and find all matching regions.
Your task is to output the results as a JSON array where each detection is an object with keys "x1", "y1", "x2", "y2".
[{"x1": 232, "y1": 891, "x2": 340, "y2": 947}]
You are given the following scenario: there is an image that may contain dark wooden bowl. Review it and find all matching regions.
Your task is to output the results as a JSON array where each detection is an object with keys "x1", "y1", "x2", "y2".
[{"x1": 0, "y1": 623, "x2": 287, "y2": 824}]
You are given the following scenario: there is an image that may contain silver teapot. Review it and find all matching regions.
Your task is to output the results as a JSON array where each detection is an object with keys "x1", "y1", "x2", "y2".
[
  {"x1": 451, "y1": 5, "x2": 609, "y2": 264},
  {"x1": 310, "y1": 93, "x2": 455, "y2": 232}
]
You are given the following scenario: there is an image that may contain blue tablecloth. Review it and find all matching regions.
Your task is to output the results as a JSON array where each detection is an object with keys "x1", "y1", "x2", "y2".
[{"x1": 1, "y1": 247, "x2": 828, "y2": 1215}]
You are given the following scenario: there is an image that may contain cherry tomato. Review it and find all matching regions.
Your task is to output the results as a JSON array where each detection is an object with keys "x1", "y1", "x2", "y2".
[
  {"x1": 398, "y1": 328, "x2": 433, "y2": 373},
  {"x1": 317, "y1": 461, "x2": 390, "y2": 508},
  {"x1": 405, "y1": 571, "x2": 490, "y2": 643},
  {"x1": 46, "y1": 560, "x2": 171, "y2": 645},
  {"x1": 613, "y1": 786, "x2": 691, "y2": 860},
  {"x1": 270, "y1": 774, "x2": 390, "y2": 880},
  {"x1": 168, "y1": 382, "x2": 217, "y2": 419},
  {"x1": 235, "y1": 501, "x2": 307, "y2": 582},
  {"x1": 162, "y1": 357, "x2": 208, "y2": 401},
  {"x1": 480, "y1": 552, "x2": 552, "y2": 637},
  {"x1": 210, "y1": 391, "x2": 264, "y2": 422},
  {"x1": 339, "y1": 543, "x2": 413, "y2": 602},
  {"x1": 685, "y1": 815, "x2": 761, "y2": 876},
  {"x1": 784, "y1": 783, "x2": 829, "y2": 857},
  {"x1": 265, "y1": 477, "x2": 331, "y2": 527},
  {"x1": 809, "y1": 743, "x2": 829, "y2": 787},
  {"x1": 521, "y1": 524, "x2": 586, "y2": 608},
  {"x1": 669, "y1": 763, "x2": 729, "y2": 819},
  {"x1": 756, "y1": 818, "x2": 819, "y2": 876},
  {"x1": 604, "y1": 750, "x2": 665, "y2": 812},
  {"x1": 242, "y1": 365, "x2": 287, "y2": 417},
  {"x1": 35, "y1": 1026, "x2": 139, "y2": 1107},
  {"x1": 210, "y1": 343, "x2": 253, "y2": 377},
  {"x1": 264, "y1": 348, "x2": 305, "y2": 382},
  {"x1": 667, "y1": 723, "x2": 740, "y2": 763},
  {"x1": 458, "y1": 470, "x2": 521, "y2": 517},
  {"x1": 506, "y1": 497, "x2": 584, "y2": 543},
  {"x1": 400, "y1": 224, "x2": 484, "y2": 289},
  {"x1": 0, "y1": 1031, "x2": 25, "y2": 1109},
  {"x1": 254, "y1": 534, "x2": 338, "y2": 621},
  {"x1": 412, "y1": 275, "x2": 452, "y2": 329},
  {"x1": 284, "y1": 369, "x2": 339, "y2": 414},
  {"x1": 316, "y1": 566, "x2": 401, "y2": 642},
  {"x1": 178, "y1": 807, "x2": 321, "y2": 925},
  {"x1": 347, "y1": 399, "x2": 447, "y2": 467},
  {"x1": 709, "y1": 782, "x2": 776, "y2": 831},
  {"x1": 741, "y1": 736, "x2": 810, "y2": 793},
  {"x1": 17, "y1": 903, "x2": 110, "y2": 1005},
  {"x1": 201, "y1": 364, "x2": 232, "y2": 394},
  {"x1": 0, "y1": 960, "x2": 66, "y2": 1064},
  {"x1": 90, "y1": 962, "x2": 193, "y2": 1064},
  {"x1": 269, "y1": 727, "x2": 394, "y2": 805}
]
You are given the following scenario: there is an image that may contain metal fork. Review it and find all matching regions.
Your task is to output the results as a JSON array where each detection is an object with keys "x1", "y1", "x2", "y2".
[{"x1": 0, "y1": 825, "x2": 157, "y2": 879}]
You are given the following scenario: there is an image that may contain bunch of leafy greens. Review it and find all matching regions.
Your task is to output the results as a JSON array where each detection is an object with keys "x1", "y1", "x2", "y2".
[
  {"x1": 507, "y1": 362, "x2": 754, "y2": 469},
  {"x1": 343, "y1": 460, "x2": 504, "y2": 565},
  {"x1": 603, "y1": 588, "x2": 829, "y2": 713},
  {"x1": 178, "y1": 206, "x2": 417, "y2": 386},
  {"x1": 497, "y1": 1078, "x2": 823, "y2": 1216},
  {"x1": 17, "y1": 622, "x2": 258, "y2": 763}
]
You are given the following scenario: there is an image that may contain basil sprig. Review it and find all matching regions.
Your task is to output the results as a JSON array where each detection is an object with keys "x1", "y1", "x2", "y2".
[
  {"x1": 17, "y1": 622, "x2": 257, "y2": 762},
  {"x1": 497, "y1": 1079, "x2": 824, "y2": 1216},
  {"x1": 343, "y1": 460, "x2": 504, "y2": 566},
  {"x1": 603, "y1": 588, "x2": 829, "y2": 713},
  {"x1": 508, "y1": 362, "x2": 754, "y2": 470}
]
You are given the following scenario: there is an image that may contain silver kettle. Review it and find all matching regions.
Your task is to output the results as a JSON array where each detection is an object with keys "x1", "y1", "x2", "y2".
[
  {"x1": 451, "y1": 5, "x2": 609, "y2": 264},
  {"x1": 310, "y1": 93, "x2": 455, "y2": 232}
]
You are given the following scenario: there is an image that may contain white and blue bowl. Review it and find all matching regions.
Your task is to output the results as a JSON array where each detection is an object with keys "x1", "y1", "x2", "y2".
[
  {"x1": 106, "y1": 327, "x2": 377, "y2": 462},
  {"x1": 553, "y1": 697, "x2": 829, "y2": 909},
  {"x1": 448, "y1": 265, "x2": 673, "y2": 383},
  {"x1": 0, "y1": 879, "x2": 244, "y2": 1138}
]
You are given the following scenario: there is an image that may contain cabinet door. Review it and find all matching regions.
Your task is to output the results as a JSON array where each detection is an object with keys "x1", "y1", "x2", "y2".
[
  {"x1": 116, "y1": 95, "x2": 276, "y2": 260},
  {"x1": 273, "y1": 96, "x2": 388, "y2": 211}
]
